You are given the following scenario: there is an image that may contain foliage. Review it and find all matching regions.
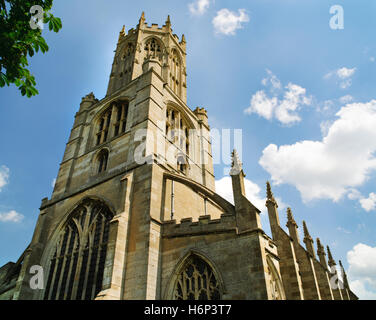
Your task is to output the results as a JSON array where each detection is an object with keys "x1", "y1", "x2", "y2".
[{"x1": 0, "y1": 0, "x2": 62, "y2": 97}]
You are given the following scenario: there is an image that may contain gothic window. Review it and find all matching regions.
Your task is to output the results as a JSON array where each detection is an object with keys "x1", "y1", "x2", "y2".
[
  {"x1": 170, "y1": 49, "x2": 181, "y2": 96},
  {"x1": 95, "y1": 100, "x2": 129, "y2": 146},
  {"x1": 97, "y1": 149, "x2": 109, "y2": 174},
  {"x1": 113, "y1": 101, "x2": 129, "y2": 136},
  {"x1": 122, "y1": 43, "x2": 134, "y2": 78},
  {"x1": 43, "y1": 199, "x2": 114, "y2": 300},
  {"x1": 267, "y1": 257, "x2": 284, "y2": 300},
  {"x1": 125, "y1": 42, "x2": 134, "y2": 57},
  {"x1": 144, "y1": 38, "x2": 161, "y2": 60},
  {"x1": 96, "y1": 108, "x2": 112, "y2": 145},
  {"x1": 173, "y1": 255, "x2": 221, "y2": 300},
  {"x1": 166, "y1": 108, "x2": 189, "y2": 148}
]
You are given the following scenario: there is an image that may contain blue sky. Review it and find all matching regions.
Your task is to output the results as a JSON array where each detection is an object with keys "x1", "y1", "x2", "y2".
[{"x1": 1, "y1": 0, "x2": 376, "y2": 299}]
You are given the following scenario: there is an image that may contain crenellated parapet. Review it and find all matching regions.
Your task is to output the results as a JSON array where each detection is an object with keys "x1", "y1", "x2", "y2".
[{"x1": 162, "y1": 213, "x2": 238, "y2": 238}]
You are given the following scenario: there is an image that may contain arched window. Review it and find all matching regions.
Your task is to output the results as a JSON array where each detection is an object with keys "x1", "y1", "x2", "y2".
[
  {"x1": 43, "y1": 199, "x2": 114, "y2": 300},
  {"x1": 113, "y1": 101, "x2": 129, "y2": 136},
  {"x1": 144, "y1": 38, "x2": 162, "y2": 60},
  {"x1": 170, "y1": 49, "x2": 181, "y2": 95},
  {"x1": 166, "y1": 107, "x2": 190, "y2": 155},
  {"x1": 97, "y1": 149, "x2": 109, "y2": 174},
  {"x1": 173, "y1": 255, "x2": 221, "y2": 300},
  {"x1": 266, "y1": 256, "x2": 285, "y2": 300},
  {"x1": 122, "y1": 43, "x2": 134, "y2": 79},
  {"x1": 96, "y1": 108, "x2": 112, "y2": 145},
  {"x1": 95, "y1": 101, "x2": 129, "y2": 146}
]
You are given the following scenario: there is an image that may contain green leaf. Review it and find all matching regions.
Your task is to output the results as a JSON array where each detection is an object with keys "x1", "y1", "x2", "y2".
[
  {"x1": 0, "y1": 73, "x2": 9, "y2": 87},
  {"x1": 28, "y1": 46, "x2": 34, "y2": 57}
]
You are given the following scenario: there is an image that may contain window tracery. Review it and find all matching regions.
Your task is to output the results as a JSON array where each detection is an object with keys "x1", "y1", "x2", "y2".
[
  {"x1": 144, "y1": 38, "x2": 162, "y2": 60},
  {"x1": 43, "y1": 199, "x2": 114, "y2": 300},
  {"x1": 95, "y1": 101, "x2": 129, "y2": 146},
  {"x1": 173, "y1": 255, "x2": 221, "y2": 300},
  {"x1": 166, "y1": 107, "x2": 190, "y2": 172}
]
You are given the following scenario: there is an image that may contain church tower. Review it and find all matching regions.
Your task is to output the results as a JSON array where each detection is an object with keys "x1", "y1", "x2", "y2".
[{"x1": 10, "y1": 13, "x2": 217, "y2": 300}]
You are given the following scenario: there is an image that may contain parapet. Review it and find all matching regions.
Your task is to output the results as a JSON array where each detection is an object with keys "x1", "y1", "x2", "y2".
[{"x1": 163, "y1": 213, "x2": 237, "y2": 238}]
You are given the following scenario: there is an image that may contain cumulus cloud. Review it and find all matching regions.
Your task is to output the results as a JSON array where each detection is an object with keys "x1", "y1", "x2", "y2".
[
  {"x1": 324, "y1": 67, "x2": 357, "y2": 89},
  {"x1": 215, "y1": 176, "x2": 286, "y2": 214},
  {"x1": 259, "y1": 100, "x2": 376, "y2": 202},
  {"x1": 244, "y1": 70, "x2": 312, "y2": 125},
  {"x1": 347, "y1": 243, "x2": 376, "y2": 299},
  {"x1": 188, "y1": 0, "x2": 211, "y2": 16},
  {"x1": 0, "y1": 165, "x2": 9, "y2": 192},
  {"x1": 212, "y1": 9, "x2": 249, "y2": 35},
  {"x1": 0, "y1": 210, "x2": 24, "y2": 223},
  {"x1": 359, "y1": 193, "x2": 376, "y2": 212}
]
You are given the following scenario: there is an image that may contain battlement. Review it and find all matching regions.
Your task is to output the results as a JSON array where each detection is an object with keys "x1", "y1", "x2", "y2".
[
  {"x1": 194, "y1": 107, "x2": 208, "y2": 116},
  {"x1": 162, "y1": 213, "x2": 237, "y2": 238}
]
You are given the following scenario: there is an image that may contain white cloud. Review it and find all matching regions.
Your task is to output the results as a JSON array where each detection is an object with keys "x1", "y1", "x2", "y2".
[
  {"x1": 0, "y1": 210, "x2": 24, "y2": 223},
  {"x1": 212, "y1": 9, "x2": 249, "y2": 36},
  {"x1": 188, "y1": 0, "x2": 211, "y2": 16},
  {"x1": 52, "y1": 178, "x2": 56, "y2": 189},
  {"x1": 339, "y1": 95, "x2": 354, "y2": 104},
  {"x1": 324, "y1": 67, "x2": 357, "y2": 89},
  {"x1": 349, "y1": 280, "x2": 376, "y2": 300},
  {"x1": 370, "y1": 57, "x2": 375, "y2": 63},
  {"x1": 0, "y1": 165, "x2": 9, "y2": 192},
  {"x1": 347, "y1": 188, "x2": 362, "y2": 200},
  {"x1": 347, "y1": 243, "x2": 376, "y2": 299},
  {"x1": 261, "y1": 69, "x2": 281, "y2": 91},
  {"x1": 336, "y1": 67, "x2": 356, "y2": 79},
  {"x1": 359, "y1": 192, "x2": 376, "y2": 212},
  {"x1": 247, "y1": 90, "x2": 278, "y2": 120},
  {"x1": 259, "y1": 100, "x2": 376, "y2": 202},
  {"x1": 320, "y1": 120, "x2": 333, "y2": 136},
  {"x1": 215, "y1": 176, "x2": 286, "y2": 215},
  {"x1": 244, "y1": 70, "x2": 312, "y2": 125}
]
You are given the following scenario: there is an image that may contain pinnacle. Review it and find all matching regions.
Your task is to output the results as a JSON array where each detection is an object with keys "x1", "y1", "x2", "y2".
[
  {"x1": 139, "y1": 11, "x2": 145, "y2": 24},
  {"x1": 303, "y1": 221, "x2": 311, "y2": 238},
  {"x1": 327, "y1": 245, "x2": 336, "y2": 266},
  {"x1": 266, "y1": 181, "x2": 273, "y2": 200},
  {"x1": 317, "y1": 238, "x2": 325, "y2": 253},
  {"x1": 230, "y1": 149, "x2": 243, "y2": 176},
  {"x1": 287, "y1": 207, "x2": 294, "y2": 222}
]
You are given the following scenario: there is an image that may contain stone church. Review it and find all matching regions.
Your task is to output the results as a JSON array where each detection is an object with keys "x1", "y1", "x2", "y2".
[{"x1": 0, "y1": 13, "x2": 358, "y2": 300}]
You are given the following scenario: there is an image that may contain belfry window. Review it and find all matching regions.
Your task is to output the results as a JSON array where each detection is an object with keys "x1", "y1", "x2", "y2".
[
  {"x1": 96, "y1": 108, "x2": 112, "y2": 145},
  {"x1": 97, "y1": 149, "x2": 109, "y2": 174},
  {"x1": 166, "y1": 107, "x2": 190, "y2": 156},
  {"x1": 43, "y1": 199, "x2": 114, "y2": 300},
  {"x1": 173, "y1": 255, "x2": 221, "y2": 300},
  {"x1": 95, "y1": 101, "x2": 129, "y2": 146},
  {"x1": 170, "y1": 49, "x2": 181, "y2": 96},
  {"x1": 144, "y1": 38, "x2": 161, "y2": 59},
  {"x1": 113, "y1": 101, "x2": 129, "y2": 136}
]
